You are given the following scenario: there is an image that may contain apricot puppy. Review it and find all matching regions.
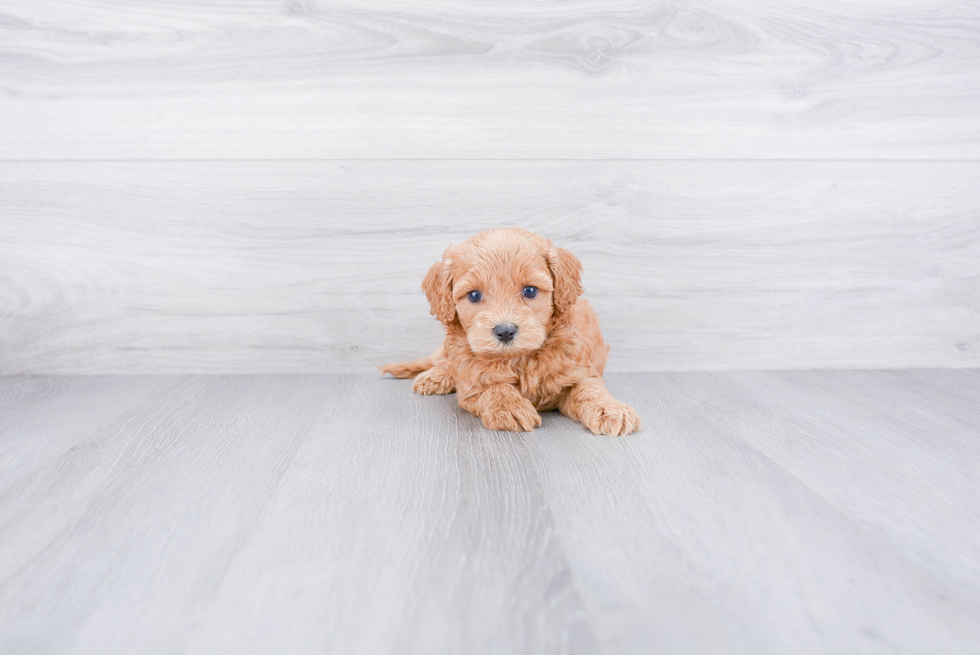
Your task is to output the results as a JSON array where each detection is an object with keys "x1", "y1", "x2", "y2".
[{"x1": 381, "y1": 228, "x2": 641, "y2": 436}]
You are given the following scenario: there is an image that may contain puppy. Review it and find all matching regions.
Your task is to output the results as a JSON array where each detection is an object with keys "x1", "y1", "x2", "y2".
[{"x1": 381, "y1": 228, "x2": 640, "y2": 436}]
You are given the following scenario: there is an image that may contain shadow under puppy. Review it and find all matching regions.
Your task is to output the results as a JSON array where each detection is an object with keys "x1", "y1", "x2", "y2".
[{"x1": 381, "y1": 228, "x2": 641, "y2": 436}]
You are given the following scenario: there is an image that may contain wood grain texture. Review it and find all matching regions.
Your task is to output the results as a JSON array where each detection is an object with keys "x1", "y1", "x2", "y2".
[
  {"x1": 1, "y1": 0, "x2": 979, "y2": 159},
  {"x1": 2, "y1": 160, "x2": 978, "y2": 374},
  {"x1": 0, "y1": 375, "x2": 594, "y2": 655},
  {"x1": 1, "y1": 371, "x2": 978, "y2": 653},
  {"x1": 697, "y1": 369, "x2": 980, "y2": 589},
  {"x1": 524, "y1": 371, "x2": 980, "y2": 654}
]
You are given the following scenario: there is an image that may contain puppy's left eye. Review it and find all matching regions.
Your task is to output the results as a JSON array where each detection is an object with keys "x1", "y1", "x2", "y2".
[
  {"x1": 522, "y1": 286, "x2": 538, "y2": 299},
  {"x1": 467, "y1": 290, "x2": 483, "y2": 303}
]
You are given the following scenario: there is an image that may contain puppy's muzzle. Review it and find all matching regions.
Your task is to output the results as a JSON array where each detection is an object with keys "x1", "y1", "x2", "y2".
[{"x1": 493, "y1": 323, "x2": 518, "y2": 344}]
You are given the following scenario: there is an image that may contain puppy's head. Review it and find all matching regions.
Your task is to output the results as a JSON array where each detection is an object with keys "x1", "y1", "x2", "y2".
[{"x1": 422, "y1": 228, "x2": 582, "y2": 357}]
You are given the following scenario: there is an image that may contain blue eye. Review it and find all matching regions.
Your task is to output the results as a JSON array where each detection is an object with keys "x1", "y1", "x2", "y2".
[
  {"x1": 467, "y1": 290, "x2": 482, "y2": 303},
  {"x1": 522, "y1": 286, "x2": 538, "y2": 299}
]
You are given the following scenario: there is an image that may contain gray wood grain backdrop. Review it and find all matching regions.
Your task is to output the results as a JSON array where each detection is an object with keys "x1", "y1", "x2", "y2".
[
  {"x1": 1, "y1": 1, "x2": 978, "y2": 374},
  {"x1": 2, "y1": 0, "x2": 979, "y2": 159}
]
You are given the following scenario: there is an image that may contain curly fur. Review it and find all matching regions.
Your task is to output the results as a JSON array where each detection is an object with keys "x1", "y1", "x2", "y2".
[{"x1": 381, "y1": 228, "x2": 641, "y2": 436}]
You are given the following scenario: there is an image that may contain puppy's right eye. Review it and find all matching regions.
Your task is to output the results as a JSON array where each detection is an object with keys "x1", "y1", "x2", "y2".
[{"x1": 467, "y1": 290, "x2": 483, "y2": 303}]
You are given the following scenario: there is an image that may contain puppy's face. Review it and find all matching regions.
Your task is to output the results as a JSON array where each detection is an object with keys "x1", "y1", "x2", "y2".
[
  {"x1": 453, "y1": 248, "x2": 554, "y2": 355},
  {"x1": 423, "y1": 228, "x2": 582, "y2": 357}
]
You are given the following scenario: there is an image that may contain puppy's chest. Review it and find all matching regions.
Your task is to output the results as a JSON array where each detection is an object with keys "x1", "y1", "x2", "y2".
[{"x1": 501, "y1": 358, "x2": 576, "y2": 410}]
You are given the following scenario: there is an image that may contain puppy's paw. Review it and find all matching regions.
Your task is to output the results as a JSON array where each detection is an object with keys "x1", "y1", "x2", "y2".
[
  {"x1": 412, "y1": 368, "x2": 455, "y2": 395},
  {"x1": 581, "y1": 400, "x2": 641, "y2": 436},
  {"x1": 481, "y1": 397, "x2": 542, "y2": 432}
]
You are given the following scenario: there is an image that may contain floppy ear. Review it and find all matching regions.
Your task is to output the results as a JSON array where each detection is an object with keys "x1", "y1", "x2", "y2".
[
  {"x1": 547, "y1": 247, "x2": 583, "y2": 315},
  {"x1": 421, "y1": 260, "x2": 455, "y2": 324}
]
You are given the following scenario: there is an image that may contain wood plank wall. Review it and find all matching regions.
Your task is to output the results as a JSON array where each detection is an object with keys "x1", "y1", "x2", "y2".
[{"x1": 1, "y1": 1, "x2": 978, "y2": 374}]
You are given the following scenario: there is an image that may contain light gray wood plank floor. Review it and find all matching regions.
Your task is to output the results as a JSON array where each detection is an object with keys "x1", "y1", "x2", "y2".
[{"x1": 1, "y1": 371, "x2": 978, "y2": 654}]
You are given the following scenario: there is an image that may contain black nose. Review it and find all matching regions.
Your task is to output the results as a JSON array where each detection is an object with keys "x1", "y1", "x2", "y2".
[{"x1": 493, "y1": 324, "x2": 518, "y2": 343}]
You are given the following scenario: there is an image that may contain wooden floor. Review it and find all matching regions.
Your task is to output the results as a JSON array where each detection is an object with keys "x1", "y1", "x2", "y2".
[{"x1": 1, "y1": 370, "x2": 978, "y2": 654}]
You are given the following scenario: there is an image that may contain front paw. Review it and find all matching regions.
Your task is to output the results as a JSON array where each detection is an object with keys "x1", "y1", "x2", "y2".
[
  {"x1": 413, "y1": 368, "x2": 455, "y2": 395},
  {"x1": 481, "y1": 396, "x2": 542, "y2": 432},
  {"x1": 581, "y1": 400, "x2": 641, "y2": 436}
]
